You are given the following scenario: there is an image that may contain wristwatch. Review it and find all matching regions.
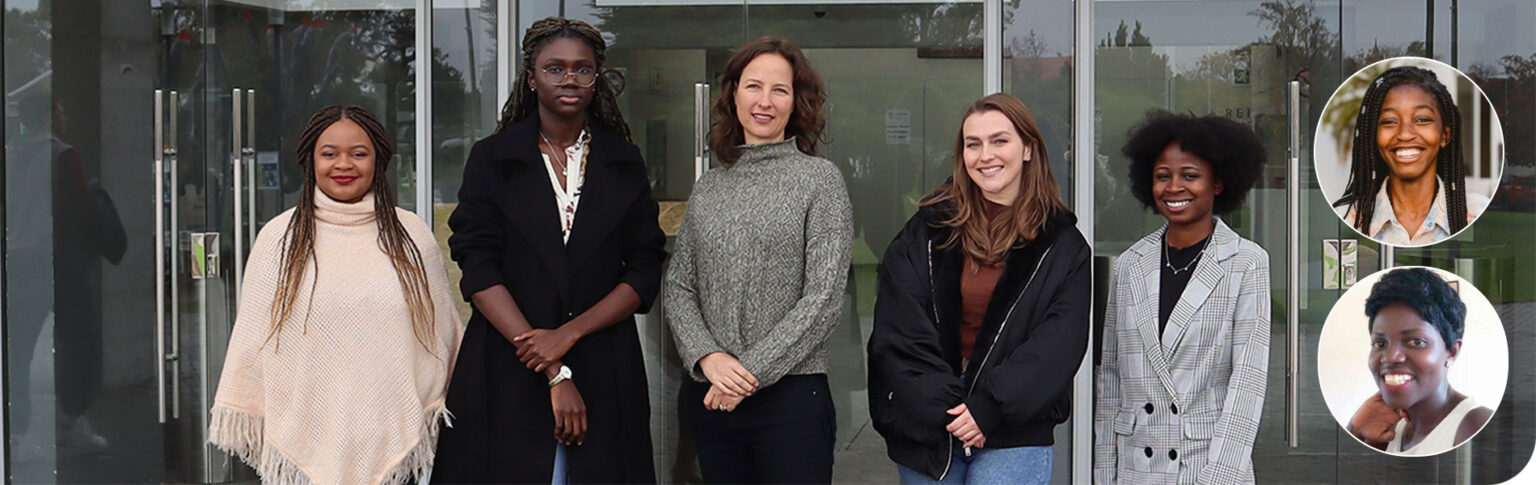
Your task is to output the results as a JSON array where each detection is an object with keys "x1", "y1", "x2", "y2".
[{"x1": 548, "y1": 365, "x2": 573, "y2": 388}]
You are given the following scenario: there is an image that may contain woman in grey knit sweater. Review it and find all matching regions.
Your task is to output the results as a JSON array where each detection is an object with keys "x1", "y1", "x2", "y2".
[{"x1": 663, "y1": 36, "x2": 852, "y2": 484}]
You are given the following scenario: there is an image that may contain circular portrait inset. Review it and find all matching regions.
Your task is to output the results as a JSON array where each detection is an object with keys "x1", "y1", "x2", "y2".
[
  {"x1": 1319, "y1": 266, "x2": 1507, "y2": 457},
  {"x1": 1314, "y1": 57, "x2": 1505, "y2": 247}
]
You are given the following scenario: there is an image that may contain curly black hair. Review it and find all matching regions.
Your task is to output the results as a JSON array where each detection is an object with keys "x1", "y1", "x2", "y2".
[
  {"x1": 1332, "y1": 66, "x2": 1467, "y2": 234},
  {"x1": 1365, "y1": 267, "x2": 1465, "y2": 352},
  {"x1": 1122, "y1": 111, "x2": 1266, "y2": 215}
]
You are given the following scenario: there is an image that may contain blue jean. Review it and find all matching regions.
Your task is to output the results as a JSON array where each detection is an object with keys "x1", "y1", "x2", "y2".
[
  {"x1": 897, "y1": 444, "x2": 1052, "y2": 485},
  {"x1": 551, "y1": 441, "x2": 568, "y2": 484}
]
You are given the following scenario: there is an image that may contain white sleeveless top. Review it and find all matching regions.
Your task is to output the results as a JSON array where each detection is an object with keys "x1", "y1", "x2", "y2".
[{"x1": 1387, "y1": 396, "x2": 1481, "y2": 456}]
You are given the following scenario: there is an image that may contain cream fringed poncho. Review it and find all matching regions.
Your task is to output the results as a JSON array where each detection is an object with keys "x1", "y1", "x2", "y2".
[{"x1": 210, "y1": 190, "x2": 464, "y2": 485}]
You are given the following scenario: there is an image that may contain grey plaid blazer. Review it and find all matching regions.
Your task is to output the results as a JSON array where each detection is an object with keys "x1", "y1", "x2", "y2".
[{"x1": 1094, "y1": 219, "x2": 1270, "y2": 485}]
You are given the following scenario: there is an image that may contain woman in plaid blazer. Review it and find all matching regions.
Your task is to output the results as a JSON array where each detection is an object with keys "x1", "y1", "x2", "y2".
[{"x1": 1094, "y1": 112, "x2": 1271, "y2": 484}]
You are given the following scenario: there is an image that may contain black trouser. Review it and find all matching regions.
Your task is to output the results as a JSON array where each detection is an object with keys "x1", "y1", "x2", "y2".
[{"x1": 681, "y1": 373, "x2": 836, "y2": 484}]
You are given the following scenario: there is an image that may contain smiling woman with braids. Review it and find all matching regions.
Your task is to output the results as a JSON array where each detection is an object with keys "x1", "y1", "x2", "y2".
[
  {"x1": 208, "y1": 105, "x2": 463, "y2": 485},
  {"x1": 1332, "y1": 65, "x2": 1489, "y2": 246},
  {"x1": 431, "y1": 17, "x2": 666, "y2": 484}
]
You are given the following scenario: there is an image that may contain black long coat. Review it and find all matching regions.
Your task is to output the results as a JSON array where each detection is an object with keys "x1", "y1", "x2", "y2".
[{"x1": 431, "y1": 114, "x2": 666, "y2": 484}]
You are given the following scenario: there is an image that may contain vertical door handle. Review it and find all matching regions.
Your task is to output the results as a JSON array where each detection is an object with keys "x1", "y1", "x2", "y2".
[
  {"x1": 154, "y1": 89, "x2": 167, "y2": 424},
  {"x1": 231, "y1": 89, "x2": 245, "y2": 308},
  {"x1": 694, "y1": 83, "x2": 710, "y2": 181},
  {"x1": 1286, "y1": 80, "x2": 1301, "y2": 448},
  {"x1": 244, "y1": 90, "x2": 256, "y2": 249},
  {"x1": 168, "y1": 90, "x2": 182, "y2": 420}
]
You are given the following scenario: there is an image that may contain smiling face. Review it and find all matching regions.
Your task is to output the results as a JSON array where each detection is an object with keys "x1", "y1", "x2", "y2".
[
  {"x1": 734, "y1": 53, "x2": 795, "y2": 145},
  {"x1": 1369, "y1": 303, "x2": 1459, "y2": 410},
  {"x1": 1376, "y1": 84, "x2": 1449, "y2": 184},
  {"x1": 961, "y1": 110, "x2": 1031, "y2": 205},
  {"x1": 313, "y1": 118, "x2": 376, "y2": 203},
  {"x1": 528, "y1": 36, "x2": 597, "y2": 122},
  {"x1": 1151, "y1": 143, "x2": 1222, "y2": 228}
]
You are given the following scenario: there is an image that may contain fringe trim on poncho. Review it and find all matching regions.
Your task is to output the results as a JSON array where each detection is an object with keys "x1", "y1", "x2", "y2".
[{"x1": 209, "y1": 405, "x2": 454, "y2": 485}]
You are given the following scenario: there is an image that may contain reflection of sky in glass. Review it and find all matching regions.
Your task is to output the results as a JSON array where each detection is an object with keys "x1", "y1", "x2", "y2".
[{"x1": 1093, "y1": 1, "x2": 1533, "y2": 71}]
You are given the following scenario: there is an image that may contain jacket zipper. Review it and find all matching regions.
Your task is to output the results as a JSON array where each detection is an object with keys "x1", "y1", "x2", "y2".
[
  {"x1": 967, "y1": 245, "x2": 1053, "y2": 397},
  {"x1": 927, "y1": 240, "x2": 955, "y2": 481}
]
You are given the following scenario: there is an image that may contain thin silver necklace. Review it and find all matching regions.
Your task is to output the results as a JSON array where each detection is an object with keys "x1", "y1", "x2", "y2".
[
  {"x1": 539, "y1": 131, "x2": 570, "y2": 172},
  {"x1": 1164, "y1": 233, "x2": 1211, "y2": 275}
]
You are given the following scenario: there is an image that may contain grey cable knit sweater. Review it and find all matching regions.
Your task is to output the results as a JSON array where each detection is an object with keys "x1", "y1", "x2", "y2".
[{"x1": 664, "y1": 138, "x2": 854, "y2": 389}]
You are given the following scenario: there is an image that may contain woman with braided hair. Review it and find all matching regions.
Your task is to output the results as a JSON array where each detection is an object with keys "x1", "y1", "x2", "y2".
[
  {"x1": 432, "y1": 17, "x2": 666, "y2": 484},
  {"x1": 209, "y1": 105, "x2": 463, "y2": 484},
  {"x1": 1332, "y1": 65, "x2": 1489, "y2": 246}
]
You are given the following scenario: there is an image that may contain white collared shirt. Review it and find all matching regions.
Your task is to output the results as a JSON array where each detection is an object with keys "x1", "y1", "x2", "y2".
[
  {"x1": 1339, "y1": 176, "x2": 1489, "y2": 246},
  {"x1": 541, "y1": 129, "x2": 590, "y2": 244}
]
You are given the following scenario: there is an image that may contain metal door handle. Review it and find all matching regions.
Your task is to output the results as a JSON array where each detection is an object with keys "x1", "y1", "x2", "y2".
[
  {"x1": 244, "y1": 90, "x2": 256, "y2": 248},
  {"x1": 168, "y1": 90, "x2": 182, "y2": 420},
  {"x1": 1286, "y1": 80, "x2": 1301, "y2": 448},
  {"x1": 694, "y1": 82, "x2": 710, "y2": 181},
  {"x1": 232, "y1": 89, "x2": 245, "y2": 307},
  {"x1": 154, "y1": 89, "x2": 167, "y2": 423}
]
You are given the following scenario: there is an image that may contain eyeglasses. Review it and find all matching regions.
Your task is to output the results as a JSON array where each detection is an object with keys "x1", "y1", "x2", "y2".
[{"x1": 538, "y1": 66, "x2": 598, "y2": 87}]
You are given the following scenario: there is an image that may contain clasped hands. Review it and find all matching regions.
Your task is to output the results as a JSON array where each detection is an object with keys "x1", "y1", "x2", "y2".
[
  {"x1": 700, "y1": 352, "x2": 758, "y2": 413},
  {"x1": 512, "y1": 328, "x2": 584, "y2": 445}
]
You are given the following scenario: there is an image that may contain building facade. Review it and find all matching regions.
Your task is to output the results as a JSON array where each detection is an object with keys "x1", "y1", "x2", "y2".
[{"x1": 2, "y1": 0, "x2": 1532, "y2": 482}]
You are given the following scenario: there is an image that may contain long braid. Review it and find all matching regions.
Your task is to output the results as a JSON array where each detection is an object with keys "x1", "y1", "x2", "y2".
[
  {"x1": 270, "y1": 106, "x2": 439, "y2": 356},
  {"x1": 494, "y1": 17, "x2": 630, "y2": 141},
  {"x1": 1432, "y1": 86, "x2": 1469, "y2": 232},
  {"x1": 1333, "y1": 66, "x2": 1468, "y2": 233}
]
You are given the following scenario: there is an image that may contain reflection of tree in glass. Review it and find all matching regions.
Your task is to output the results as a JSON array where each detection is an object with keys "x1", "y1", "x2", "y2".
[
  {"x1": 4, "y1": 5, "x2": 53, "y2": 85},
  {"x1": 1094, "y1": 18, "x2": 1171, "y2": 243}
]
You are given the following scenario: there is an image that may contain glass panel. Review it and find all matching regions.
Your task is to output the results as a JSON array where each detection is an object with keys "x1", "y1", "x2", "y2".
[
  {"x1": 432, "y1": 0, "x2": 498, "y2": 316},
  {"x1": 1005, "y1": 1, "x2": 1077, "y2": 208},
  {"x1": 1347, "y1": 0, "x2": 1536, "y2": 482},
  {"x1": 198, "y1": 1, "x2": 419, "y2": 481},
  {"x1": 5, "y1": 0, "x2": 422, "y2": 482},
  {"x1": 1002, "y1": 3, "x2": 1078, "y2": 482},
  {"x1": 4, "y1": 1, "x2": 170, "y2": 482},
  {"x1": 1090, "y1": 1, "x2": 1345, "y2": 482},
  {"x1": 744, "y1": 2, "x2": 985, "y2": 483}
]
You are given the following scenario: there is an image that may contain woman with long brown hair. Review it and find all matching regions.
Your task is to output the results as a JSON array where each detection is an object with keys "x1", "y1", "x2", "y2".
[
  {"x1": 867, "y1": 93, "x2": 1090, "y2": 484},
  {"x1": 663, "y1": 36, "x2": 852, "y2": 484},
  {"x1": 430, "y1": 17, "x2": 666, "y2": 484},
  {"x1": 208, "y1": 105, "x2": 463, "y2": 485}
]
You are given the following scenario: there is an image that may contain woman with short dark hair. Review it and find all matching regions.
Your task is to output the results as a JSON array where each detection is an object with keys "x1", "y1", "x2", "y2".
[
  {"x1": 1346, "y1": 267, "x2": 1493, "y2": 455},
  {"x1": 1094, "y1": 112, "x2": 1270, "y2": 484},
  {"x1": 664, "y1": 36, "x2": 852, "y2": 484}
]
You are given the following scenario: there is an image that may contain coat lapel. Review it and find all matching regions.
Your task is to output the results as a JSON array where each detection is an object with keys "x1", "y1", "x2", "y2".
[
  {"x1": 1128, "y1": 227, "x2": 1180, "y2": 400},
  {"x1": 498, "y1": 117, "x2": 572, "y2": 298},
  {"x1": 1160, "y1": 219, "x2": 1239, "y2": 354},
  {"x1": 564, "y1": 127, "x2": 642, "y2": 276}
]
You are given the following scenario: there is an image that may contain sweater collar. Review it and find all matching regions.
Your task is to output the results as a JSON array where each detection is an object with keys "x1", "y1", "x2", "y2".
[
  {"x1": 735, "y1": 137, "x2": 800, "y2": 165},
  {"x1": 314, "y1": 188, "x2": 377, "y2": 226}
]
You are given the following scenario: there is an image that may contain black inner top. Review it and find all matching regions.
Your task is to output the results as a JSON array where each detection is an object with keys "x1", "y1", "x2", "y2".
[{"x1": 1159, "y1": 233, "x2": 1211, "y2": 335}]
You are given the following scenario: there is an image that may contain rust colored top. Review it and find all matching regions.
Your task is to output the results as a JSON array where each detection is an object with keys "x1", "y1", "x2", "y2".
[{"x1": 959, "y1": 201, "x2": 1009, "y2": 360}]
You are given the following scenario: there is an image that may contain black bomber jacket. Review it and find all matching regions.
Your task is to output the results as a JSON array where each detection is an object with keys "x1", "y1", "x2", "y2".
[{"x1": 867, "y1": 200, "x2": 1091, "y2": 480}]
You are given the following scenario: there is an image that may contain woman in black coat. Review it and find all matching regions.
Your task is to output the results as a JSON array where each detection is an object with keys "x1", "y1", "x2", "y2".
[
  {"x1": 431, "y1": 17, "x2": 666, "y2": 484},
  {"x1": 867, "y1": 94, "x2": 1091, "y2": 484}
]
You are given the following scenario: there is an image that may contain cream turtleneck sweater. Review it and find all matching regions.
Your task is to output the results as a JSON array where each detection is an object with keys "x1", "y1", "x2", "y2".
[{"x1": 210, "y1": 189, "x2": 463, "y2": 485}]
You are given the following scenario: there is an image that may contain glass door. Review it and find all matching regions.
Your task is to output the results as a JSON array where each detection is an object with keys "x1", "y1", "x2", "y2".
[
  {"x1": 5, "y1": 1, "x2": 422, "y2": 482},
  {"x1": 1090, "y1": 1, "x2": 1350, "y2": 481},
  {"x1": 738, "y1": 4, "x2": 987, "y2": 482}
]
